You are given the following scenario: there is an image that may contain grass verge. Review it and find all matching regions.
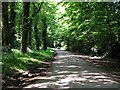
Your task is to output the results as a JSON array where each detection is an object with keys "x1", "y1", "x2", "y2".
[{"x1": 2, "y1": 48, "x2": 54, "y2": 76}]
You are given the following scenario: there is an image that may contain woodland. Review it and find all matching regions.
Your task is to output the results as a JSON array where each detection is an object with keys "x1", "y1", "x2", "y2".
[{"x1": 1, "y1": 1, "x2": 120, "y2": 88}]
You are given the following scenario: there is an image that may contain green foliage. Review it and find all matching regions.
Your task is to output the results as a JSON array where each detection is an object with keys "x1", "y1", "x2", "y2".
[
  {"x1": 2, "y1": 48, "x2": 53, "y2": 76},
  {"x1": 2, "y1": 2, "x2": 120, "y2": 78},
  {"x1": 53, "y1": 2, "x2": 120, "y2": 59}
]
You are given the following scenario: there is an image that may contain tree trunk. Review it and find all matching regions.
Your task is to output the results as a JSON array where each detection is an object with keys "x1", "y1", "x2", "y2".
[
  {"x1": 42, "y1": 17, "x2": 47, "y2": 50},
  {"x1": 28, "y1": 2, "x2": 43, "y2": 49},
  {"x1": 21, "y1": 2, "x2": 30, "y2": 53},
  {"x1": 17, "y1": 10, "x2": 22, "y2": 41},
  {"x1": 2, "y1": 2, "x2": 10, "y2": 46},
  {"x1": 34, "y1": 21, "x2": 40, "y2": 50},
  {"x1": 9, "y1": 2, "x2": 16, "y2": 48},
  {"x1": 28, "y1": 19, "x2": 32, "y2": 48},
  {"x1": 2, "y1": 27, "x2": 5, "y2": 46},
  {"x1": 117, "y1": 2, "x2": 120, "y2": 61}
]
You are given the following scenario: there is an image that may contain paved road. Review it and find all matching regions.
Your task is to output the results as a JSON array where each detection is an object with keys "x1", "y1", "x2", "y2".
[{"x1": 24, "y1": 49, "x2": 120, "y2": 89}]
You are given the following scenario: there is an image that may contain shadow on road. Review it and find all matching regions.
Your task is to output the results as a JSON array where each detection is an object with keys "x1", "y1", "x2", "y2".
[{"x1": 23, "y1": 50, "x2": 120, "y2": 89}]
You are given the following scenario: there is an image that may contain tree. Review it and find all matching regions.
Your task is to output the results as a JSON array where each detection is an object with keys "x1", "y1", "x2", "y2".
[
  {"x1": 9, "y1": 2, "x2": 16, "y2": 48},
  {"x1": 54, "y1": 2, "x2": 120, "y2": 60},
  {"x1": 42, "y1": 16, "x2": 47, "y2": 50},
  {"x1": 28, "y1": 2, "x2": 44, "y2": 48},
  {"x1": 21, "y1": 2, "x2": 30, "y2": 53},
  {"x1": 2, "y1": 1, "x2": 120, "y2": 60},
  {"x1": 2, "y1": 2, "x2": 10, "y2": 46},
  {"x1": 34, "y1": 20, "x2": 40, "y2": 50}
]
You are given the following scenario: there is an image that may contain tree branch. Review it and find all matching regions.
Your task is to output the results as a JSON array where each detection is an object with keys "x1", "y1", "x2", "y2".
[{"x1": 32, "y1": 2, "x2": 44, "y2": 17}]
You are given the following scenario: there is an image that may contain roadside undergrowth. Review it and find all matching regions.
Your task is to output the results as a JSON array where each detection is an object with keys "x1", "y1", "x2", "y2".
[{"x1": 2, "y1": 48, "x2": 54, "y2": 77}]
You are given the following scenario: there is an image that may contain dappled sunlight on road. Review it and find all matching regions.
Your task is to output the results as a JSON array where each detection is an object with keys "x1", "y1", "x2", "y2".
[{"x1": 24, "y1": 50, "x2": 120, "y2": 89}]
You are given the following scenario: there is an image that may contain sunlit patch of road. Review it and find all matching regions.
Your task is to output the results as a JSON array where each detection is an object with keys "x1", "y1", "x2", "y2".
[{"x1": 24, "y1": 49, "x2": 120, "y2": 89}]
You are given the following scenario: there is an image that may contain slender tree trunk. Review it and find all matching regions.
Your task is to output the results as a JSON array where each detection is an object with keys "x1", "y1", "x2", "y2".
[
  {"x1": 28, "y1": 19, "x2": 32, "y2": 48},
  {"x1": 34, "y1": 21, "x2": 40, "y2": 50},
  {"x1": 21, "y1": 2, "x2": 30, "y2": 53},
  {"x1": 28, "y1": 2, "x2": 44, "y2": 49},
  {"x1": 17, "y1": 10, "x2": 22, "y2": 40},
  {"x1": 9, "y1": 2, "x2": 16, "y2": 48},
  {"x1": 2, "y1": 27, "x2": 5, "y2": 46},
  {"x1": 66, "y1": 38, "x2": 70, "y2": 50},
  {"x1": 2, "y1": 2, "x2": 10, "y2": 46},
  {"x1": 18, "y1": 18, "x2": 22, "y2": 39},
  {"x1": 42, "y1": 17, "x2": 47, "y2": 50}
]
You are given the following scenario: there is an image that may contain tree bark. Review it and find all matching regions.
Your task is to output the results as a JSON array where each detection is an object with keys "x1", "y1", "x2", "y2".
[
  {"x1": 28, "y1": 19, "x2": 32, "y2": 48},
  {"x1": 28, "y1": 2, "x2": 43, "y2": 48},
  {"x1": 34, "y1": 21, "x2": 40, "y2": 50},
  {"x1": 21, "y1": 2, "x2": 30, "y2": 53},
  {"x1": 9, "y1": 2, "x2": 16, "y2": 48},
  {"x1": 2, "y1": 2, "x2": 10, "y2": 46},
  {"x1": 42, "y1": 17, "x2": 47, "y2": 50}
]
